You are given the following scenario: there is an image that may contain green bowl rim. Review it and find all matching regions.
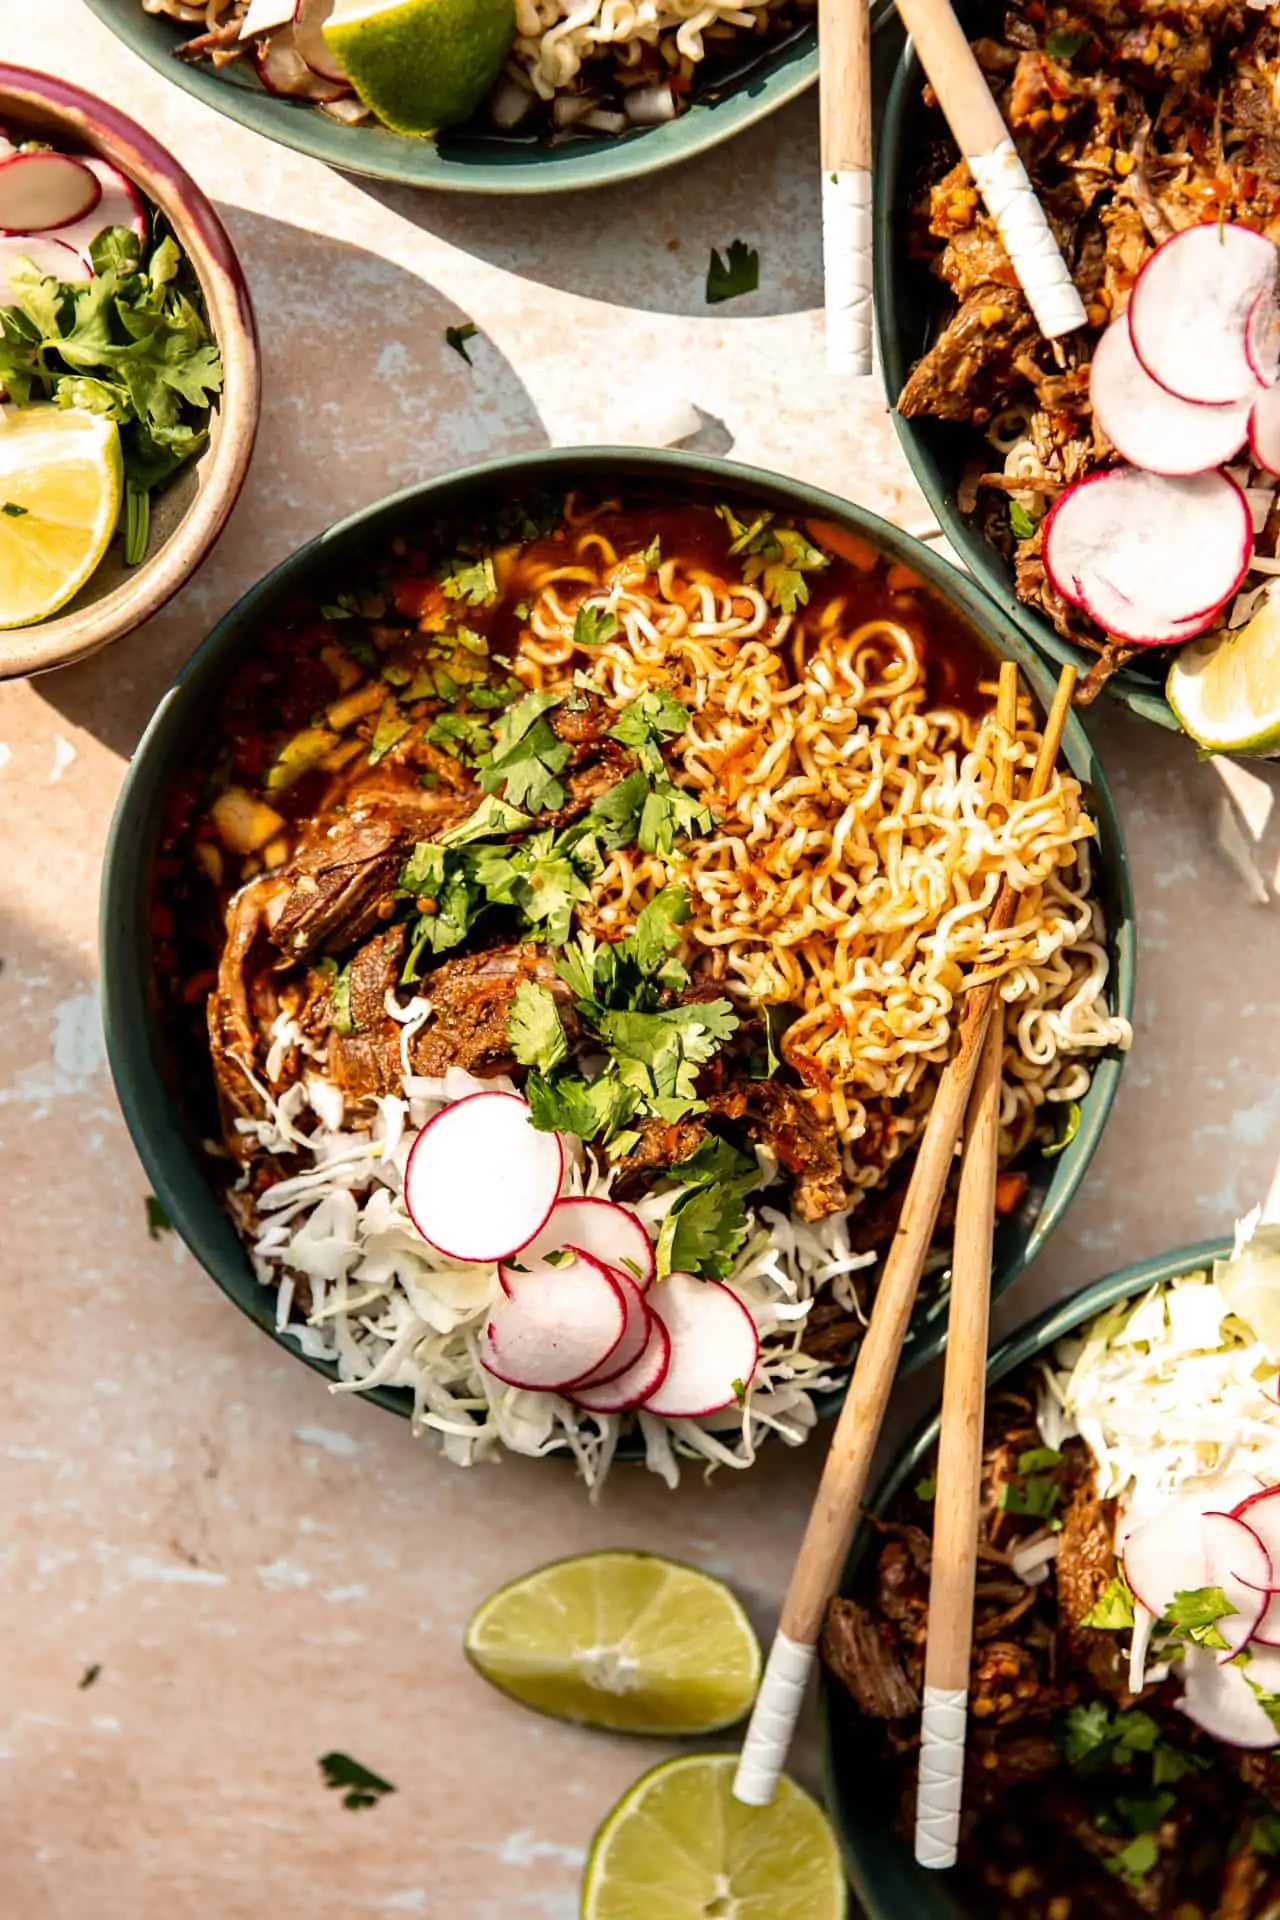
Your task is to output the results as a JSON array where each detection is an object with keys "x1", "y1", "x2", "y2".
[
  {"x1": 874, "y1": 37, "x2": 1181, "y2": 736},
  {"x1": 98, "y1": 443, "x2": 1135, "y2": 1444},
  {"x1": 820, "y1": 1233, "x2": 1237, "y2": 1920},
  {"x1": 81, "y1": 0, "x2": 828, "y2": 194}
]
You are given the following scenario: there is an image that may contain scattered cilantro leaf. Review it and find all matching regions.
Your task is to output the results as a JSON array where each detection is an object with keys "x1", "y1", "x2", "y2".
[
  {"x1": 318, "y1": 1751, "x2": 396, "y2": 1811},
  {"x1": 1080, "y1": 1573, "x2": 1136, "y2": 1632},
  {"x1": 145, "y1": 1194, "x2": 171, "y2": 1240},
  {"x1": 367, "y1": 708, "x2": 412, "y2": 766},
  {"x1": 706, "y1": 239, "x2": 759, "y2": 304},
  {"x1": 445, "y1": 321, "x2": 478, "y2": 364},
  {"x1": 1166, "y1": 1585, "x2": 1235, "y2": 1650},
  {"x1": 915, "y1": 1475, "x2": 938, "y2": 1502},
  {"x1": 1251, "y1": 1807, "x2": 1280, "y2": 1857},
  {"x1": 713, "y1": 505, "x2": 829, "y2": 613},
  {"x1": 439, "y1": 556, "x2": 498, "y2": 606},
  {"x1": 1045, "y1": 26, "x2": 1091, "y2": 59},
  {"x1": 656, "y1": 1133, "x2": 760, "y2": 1279},
  {"x1": 1009, "y1": 500, "x2": 1037, "y2": 540},
  {"x1": 426, "y1": 712, "x2": 492, "y2": 763},
  {"x1": 508, "y1": 980, "x2": 570, "y2": 1075},
  {"x1": 1017, "y1": 1447, "x2": 1062, "y2": 1474},
  {"x1": 479, "y1": 689, "x2": 571, "y2": 813},
  {"x1": 640, "y1": 534, "x2": 661, "y2": 569},
  {"x1": 998, "y1": 1473, "x2": 1060, "y2": 1519},
  {"x1": 1061, "y1": 1704, "x2": 1160, "y2": 1771},
  {"x1": 1114, "y1": 1789, "x2": 1176, "y2": 1836},
  {"x1": 331, "y1": 963, "x2": 355, "y2": 1036},
  {"x1": 439, "y1": 795, "x2": 533, "y2": 847},
  {"x1": 1107, "y1": 1832, "x2": 1160, "y2": 1883},
  {"x1": 573, "y1": 604, "x2": 618, "y2": 649}
]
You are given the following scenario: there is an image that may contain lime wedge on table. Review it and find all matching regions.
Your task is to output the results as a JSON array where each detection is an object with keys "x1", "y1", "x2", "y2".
[
  {"x1": 0, "y1": 405, "x2": 122, "y2": 629},
  {"x1": 1166, "y1": 598, "x2": 1280, "y2": 754},
  {"x1": 582, "y1": 1754, "x2": 848, "y2": 1920},
  {"x1": 324, "y1": 0, "x2": 514, "y2": 136},
  {"x1": 464, "y1": 1550, "x2": 762, "y2": 1735}
]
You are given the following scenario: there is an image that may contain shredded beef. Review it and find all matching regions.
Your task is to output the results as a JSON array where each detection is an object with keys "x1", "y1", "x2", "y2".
[{"x1": 821, "y1": 1599, "x2": 920, "y2": 1718}]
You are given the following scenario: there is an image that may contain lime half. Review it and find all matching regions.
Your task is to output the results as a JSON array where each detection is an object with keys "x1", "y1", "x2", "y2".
[
  {"x1": 464, "y1": 1550, "x2": 762, "y2": 1736},
  {"x1": 582, "y1": 1754, "x2": 848, "y2": 1920},
  {"x1": 324, "y1": 0, "x2": 514, "y2": 135},
  {"x1": 0, "y1": 404, "x2": 123, "y2": 629},
  {"x1": 1167, "y1": 598, "x2": 1280, "y2": 754}
]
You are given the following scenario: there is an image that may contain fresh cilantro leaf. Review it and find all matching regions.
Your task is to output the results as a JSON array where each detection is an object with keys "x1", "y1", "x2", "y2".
[
  {"x1": 445, "y1": 321, "x2": 478, "y2": 365},
  {"x1": 440, "y1": 795, "x2": 533, "y2": 846},
  {"x1": 1045, "y1": 26, "x2": 1091, "y2": 59},
  {"x1": 1107, "y1": 1832, "x2": 1159, "y2": 1884},
  {"x1": 608, "y1": 689, "x2": 690, "y2": 772},
  {"x1": 640, "y1": 535, "x2": 661, "y2": 569},
  {"x1": 998, "y1": 1475, "x2": 1060, "y2": 1519},
  {"x1": 440, "y1": 556, "x2": 498, "y2": 606},
  {"x1": 658, "y1": 1182, "x2": 749, "y2": 1280},
  {"x1": 78, "y1": 1663, "x2": 102, "y2": 1689},
  {"x1": 508, "y1": 982, "x2": 570, "y2": 1074},
  {"x1": 544, "y1": 1248, "x2": 574, "y2": 1268},
  {"x1": 639, "y1": 781, "x2": 716, "y2": 858},
  {"x1": 1061, "y1": 1704, "x2": 1161, "y2": 1770},
  {"x1": 90, "y1": 225, "x2": 143, "y2": 275},
  {"x1": 915, "y1": 1475, "x2": 938, "y2": 1502},
  {"x1": 426, "y1": 712, "x2": 492, "y2": 762},
  {"x1": 479, "y1": 689, "x2": 572, "y2": 813},
  {"x1": 1080, "y1": 1574, "x2": 1136, "y2": 1631},
  {"x1": 1043, "y1": 1100, "x2": 1082, "y2": 1159},
  {"x1": 525, "y1": 1068, "x2": 639, "y2": 1143},
  {"x1": 1009, "y1": 500, "x2": 1037, "y2": 540},
  {"x1": 1166, "y1": 1585, "x2": 1236, "y2": 1650},
  {"x1": 706, "y1": 239, "x2": 759, "y2": 304},
  {"x1": 1114, "y1": 1789, "x2": 1176, "y2": 1836},
  {"x1": 400, "y1": 842, "x2": 448, "y2": 896},
  {"x1": 145, "y1": 1194, "x2": 171, "y2": 1240},
  {"x1": 731, "y1": 1376, "x2": 748, "y2": 1406},
  {"x1": 402, "y1": 869, "x2": 483, "y2": 975},
  {"x1": 331, "y1": 963, "x2": 355, "y2": 1035},
  {"x1": 1061, "y1": 1700, "x2": 1114, "y2": 1767},
  {"x1": 367, "y1": 708, "x2": 412, "y2": 766},
  {"x1": 585, "y1": 768, "x2": 651, "y2": 848},
  {"x1": 1017, "y1": 1447, "x2": 1062, "y2": 1473},
  {"x1": 630, "y1": 886, "x2": 689, "y2": 973},
  {"x1": 1247, "y1": 1679, "x2": 1280, "y2": 1737},
  {"x1": 670, "y1": 1134, "x2": 758, "y2": 1189},
  {"x1": 573, "y1": 603, "x2": 618, "y2": 649},
  {"x1": 1251, "y1": 1807, "x2": 1280, "y2": 1857},
  {"x1": 318, "y1": 1751, "x2": 395, "y2": 1811},
  {"x1": 1151, "y1": 1742, "x2": 1203, "y2": 1786},
  {"x1": 0, "y1": 501, "x2": 27, "y2": 517}
]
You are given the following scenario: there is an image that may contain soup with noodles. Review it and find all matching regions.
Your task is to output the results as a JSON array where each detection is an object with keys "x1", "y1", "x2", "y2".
[{"x1": 152, "y1": 490, "x2": 1131, "y2": 1488}]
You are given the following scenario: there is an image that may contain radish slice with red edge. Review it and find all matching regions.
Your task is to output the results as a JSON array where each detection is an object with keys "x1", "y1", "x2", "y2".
[
  {"x1": 1232, "y1": 1485, "x2": 1280, "y2": 1644},
  {"x1": 1043, "y1": 467, "x2": 1252, "y2": 644},
  {"x1": 1123, "y1": 1494, "x2": 1270, "y2": 1647},
  {"x1": 568, "y1": 1266, "x2": 650, "y2": 1389},
  {"x1": 1089, "y1": 316, "x2": 1251, "y2": 476},
  {"x1": 481, "y1": 1248, "x2": 626, "y2": 1392},
  {"x1": 1128, "y1": 223, "x2": 1279, "y2": 405},
  {"x1": 0, "y1": 151, "x2": 100, "y2": 236},
  {"x1": 294, "y1": 0, "x2": 348, "y2": 81},
  {"x1": 1250, "y1": 386, "x2": 1280, "y2": 479},
  {"x1": 510, "y1": 1196, "x2": 655, "y2": 1294},
  {"x1": 0, "y1": 234, "x2": 91, "y2": 307},
  {"x1": 643, "y1": 1271, "x2": 759, "y2": 1418},
  {"x1": 1178, "y1": 1644, "x2": 1279, "y2": 1748},
  {"x1": 1203, "y1": 1511, "x2": 1272, "y2": 1658},
  {"x1": 240, "y1": 0, "x2": 297, "y2": 32},
  {"x1": 55, "y1": 158, "x2": 148, "y2": 254},
  {"x1": 1248, "y1": 285, "x2": 1280, "y2": 389},
  {"x1": 571, "y1": 1310, "x2": 672, "y2": 1414},
  {"x1": 255, "y1": 28, "x2": 349, "y2": 99},
  {"x1": 403, "y1": 1091, "x2": 562, "y2": 1264}
]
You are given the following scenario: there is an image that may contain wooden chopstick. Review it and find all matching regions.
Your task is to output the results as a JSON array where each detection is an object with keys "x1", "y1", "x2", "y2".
[
  {"x1": 820, "y1": 0, "x2": 874, "y2": 376},
  {"x1": 892, "y1": 0, "x2": 1085, "y2": 343},
  {"x1": 914, "y1": 661, "x2": 1019, "y2": 1870},
  {"x1": 733, "y1": 662, "x2": 1078, "y2": 1808}
]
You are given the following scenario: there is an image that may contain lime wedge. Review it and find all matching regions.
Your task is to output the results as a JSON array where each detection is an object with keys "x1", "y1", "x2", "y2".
[
  {"x1": 324, "y1": 0, "x2": 514, "y2": 136},
  {"x1": 1166, "y1": 597, "x2": 1280, "y2": 754},
  {"x1": 582, "y1": 1754, "x2": 848, "y2": 1920},
  {"x1": 0, "y1": 404, "x2": 123, "y2": 629},
  {"x1": 464, "y1": 1550, "x2": 762, "y2": 1735}
]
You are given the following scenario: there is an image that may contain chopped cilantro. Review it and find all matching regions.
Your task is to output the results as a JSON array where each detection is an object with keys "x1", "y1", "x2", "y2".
[
  {"x1": 640, "y1": 534, "x2": 661, "y2": 569},
  {"x1": 1043, "y1": 1099, "x2": 1082, "y2": 1159},
  {"x1": 915, "y1": 1475, "x2": 938, "y2": 1502},
  {"x1": 367, "y1": 708, "x2": 412, "y2": 766},
  {"x1": 507, "y1": 980, "x2": 570, "y2": 1075},
  {"x1": 1061, "y1": 1703, "x2": 1161, "y2": 1770},
  {"x1": 145, "y1": 1194, "x2": 171, "y2": 1240},
  {"x1": 1166, "y1": 1585, "x2": 1235, "y2": 1651},
  {"x1": 1251, "y1": 1807, "x2": 1280, "y2": 1857},
  {"x1": 426, "y1": 712, "x2": 492, "y2": 763},
  {"x1": 440, "y1": 556, "x2": 498, "y2": 606},
  {"x1": 478, "y1": 689, "x2": 571, "y2": 813},
  {"x1": 706, "y1": 239, "x2": 759, "y2": 304},
  {"x1": 1045, "y1": 26, "x2": 1091, "y2": 59},
  {"x1": 439, "y1": 795, "x2": 534, "y2": 846},
  {"x1": 1009, "y1": 500, "x2": 1037, "y2": 540},
  {"x1": 1079, "y1": 1573, "x2": 1135, "y2": 1631},
  {"x1": 1, "y1": 501, "x2": 27, "y2": 517},
  {"x1": 330, "y1": 963, "x2": 355, "y2": 1035},
  {"x1": 1114, "y1": 1789, "x2": 1176, "y2": 1836},
  {"x1": 1017, "y1": 1447, "x2": 1062, "y2": 1473},
  {"x1": 998, "y1": 1473, "x2": 1060, "y2": 1519},
  {"x1": 714, "y1": 505, "x2": 829, "y2": 614},
  {"x1": 544, "y1": 1247, "x2": 574, "y2": 1268},
  {"x1": 608, "y1": 689, "x2": 690, "y2": 772},
  {"x1": 318, "y1": 1751, "x2": 395, "y2": 1811},
  {"x1": 445, "y1": 321, "x2": 478, "y2": 364},
  {"x1": 731, "y1": 1376, "x2": 748, "y2": 1406},
  {"x1": 1107, "y1": 1831, "x2": 1160, "y2": 1884},
  {"x1": 1244, "y1": 1675, "x2": 1280, "y2": 1735},
  {"x1": 573, "y1": 604, "x2": 618, "y2": 649}
]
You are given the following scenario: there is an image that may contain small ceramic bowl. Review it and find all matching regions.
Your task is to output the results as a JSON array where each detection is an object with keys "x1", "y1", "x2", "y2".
[
  {"x1": 875, "y1": 39, "x2": 1180, "y2": 735},
  {"x1": 0, "y1": 65, "x2": 259, "y2": 679},
  {"x1": 98, "y1": 447, "x2": 1134, "y2": 1434},
  {"x1": 821, "y1": 1236, "x2": 1236, "y2": 1918}
]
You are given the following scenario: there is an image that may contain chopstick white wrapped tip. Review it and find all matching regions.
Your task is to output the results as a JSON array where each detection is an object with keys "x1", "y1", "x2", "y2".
[
  {"x1": 732, "y1": 1634, "x2": 816, "y2": 1805},
  {"x1": 823, "y1": 169, "x2": 874, "y2": 377},
  {"x1": 915, "y1": 1687, "x2": 967, "y2": 1868}
]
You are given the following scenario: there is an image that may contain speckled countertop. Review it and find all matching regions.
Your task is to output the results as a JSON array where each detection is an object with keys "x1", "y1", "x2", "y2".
[{"x1": 2, "y1": 6, "x2": 1280, "y2": 1916}]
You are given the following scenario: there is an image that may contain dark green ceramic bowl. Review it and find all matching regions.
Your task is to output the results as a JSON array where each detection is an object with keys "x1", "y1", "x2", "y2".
[
  {"x1": 83, "y1": 0, "x2": 848, "y2": 193},
  {"x1": 876, "y1": 38, "x2": 1179, "y2": 734},
  {"x1": 822, "y1": 1235, "x2": 1235, "y2": 1917},
  {"x1": 99, "y1": 447, "x2": 1134, "y2": 1435}
]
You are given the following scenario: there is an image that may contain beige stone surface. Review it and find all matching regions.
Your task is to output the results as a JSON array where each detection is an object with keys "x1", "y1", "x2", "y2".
[{"x1": 2, "y1": 5, "x2": 1280, "y2": 1916}]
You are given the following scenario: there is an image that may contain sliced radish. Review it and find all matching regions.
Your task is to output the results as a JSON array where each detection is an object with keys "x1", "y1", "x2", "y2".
[
  {"x1": 1123, "y1": 1492, "x2": 1268, "y2": 1619},
  {"x1": 1178, "y1": 1644, "x2": 1279, "y2": 1748},
  {"x1": 255, "y1": 27, "x2": 349, "y2": 100},
  {"x1": 570, "y1": 1312, "x2": 672, "y2": 1414},
  {"x1": 55, "y1": 158, "x2": 147, "y2": 255},
  {"x1": 643, "y1": 1271, "x2": 759, "y2": 1419},
  {"x1": 1128, "y1": 224, "x2": 1278, "y2": 405},
  {"x1": 511, "y1": 1197, "x2": 655, "y2": 1294},
  {"x1": 1248, "y1": 285, "x2": 1280, "y2": 389},
  {"x1": 403, "y1": 1091, "x2": 562, "y2": 1264},
  {"x1": 570, "y1": 1267, "x2": 650, "y2": 1389},
  {"x1": 1203, "y1": 1511, "x2": 1271, "y2": 1657},
  {"x1": 1250, "y1": 386, "x2": 1280, "y2": 479},
  {"x1": 240, "y1": 0, "x2": 297, "y2": 32},
  {"x1": 482, "y1": 1249, "x2": 626, "y2": 1392},
  {"x1": 294, "y1": 0, "x2": 348, "y2": 82},
  {"x1": 0, "y1": 234, "x2": 91, "y2": 306},
  {"x1": 1089, "y1": 317, "x2": 1250, "y2": 476},
  {"x1": 1233, "y1": 1486, "x2": 1280, "y2": 1644},
  {"x1": 0, "y1": 151, "x2": 100, "y2": 236},
  {"x1": 1043, "y1": 467, "x2": 1252, "y2": 644}
]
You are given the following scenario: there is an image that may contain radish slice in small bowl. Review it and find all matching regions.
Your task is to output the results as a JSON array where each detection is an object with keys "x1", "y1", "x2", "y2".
[
  {"x1": 481, "y1": 1249, "x2": 626, "y2": 1392},
  {"x1": 1128, "y1": 223, "x2": 1279, "y2": 405},
  {"x1": 0, "y1": 234, "x2": 91, "y2": 307},
  {"x1": 1089, "y1": 316, "x2": 1251, "y2": 477},
  {"x1": 643, "y1": 1271, "x2": 759, "y2": 1418},
  {"x1": 403, "y1": 1090, "x2": 562, "y2": 1264},
  {"x1": 0, "y1": 150, "x2": 100, "y2": 235},
  {"x1": 512, "y1": 1196, "x2": 655, "y2": 1293},
  {"x1": 571, "y1": 1312, "x2": 672, "y2": 1414},
  {"x1": 1043, "y1": 467, "x2": 1253, "y2": 645},
  {"x1": 55, "y1": 158, "x2": 148, "y2": 255}
]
